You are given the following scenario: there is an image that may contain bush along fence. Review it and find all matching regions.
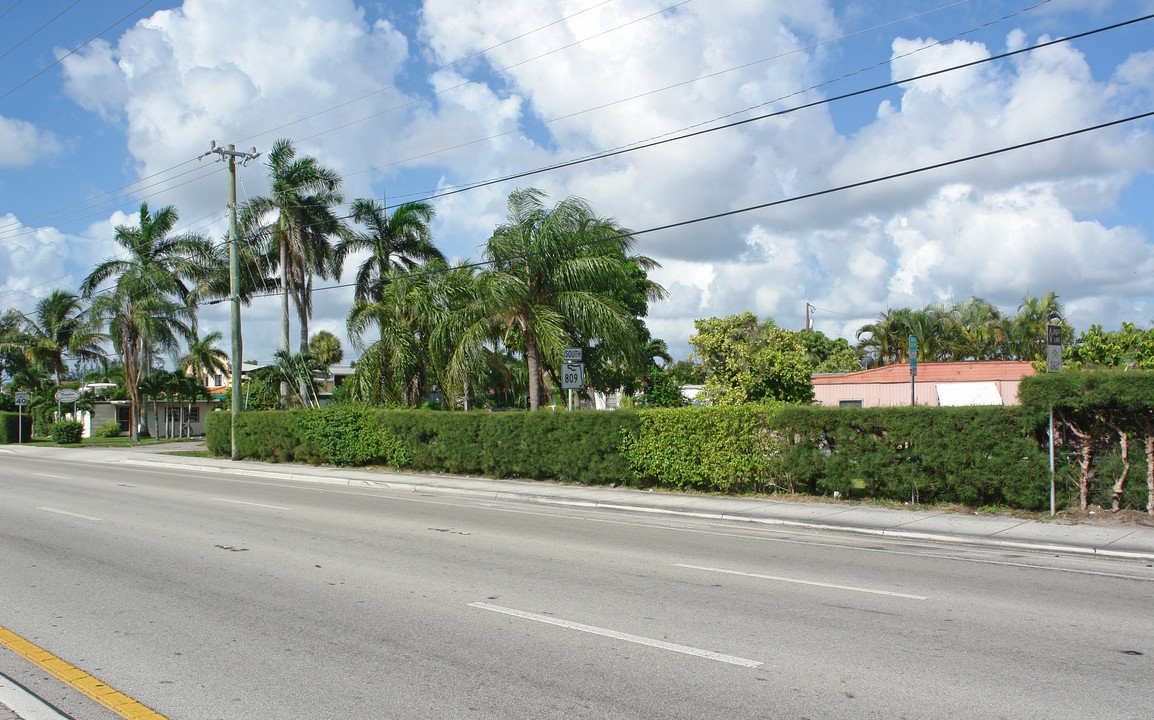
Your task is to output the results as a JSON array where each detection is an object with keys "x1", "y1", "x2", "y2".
[
  {"x1": 208, "y1": 401, "x2": 1069, "y2": 510},
  {"x1": 1, "y1": 411, "x2": 33, "y2": 444},
  {"x1": 1019, "y1": 371, "x2": 1154, "y2": 515}
]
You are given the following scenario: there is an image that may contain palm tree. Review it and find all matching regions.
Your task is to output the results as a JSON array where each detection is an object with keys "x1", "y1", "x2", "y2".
[
  {"x1": 178, "y1": 330, "x2": 230, "y2": 388},
  {"x1": 346, "y1": 264, "x2": 453, "y2": 407},
  {"x1": 308, "y1": 330, "x2": 343, "y2": 366},
  {"x1": 87, "y1": 277, "x2": 192, "y2": 441},
  {"x1": 453, "y1": 188, "x2": 656, "y2": 410},
  {"x1": 1007, "y1": 291, "x2": 1067, "y2": 361},
  {"x1": 336, "y1": 198, "x2": 443, "y2": 303},
  {"x1": 243, "y1": 138, "x2": 345, "y2": 358},
  {"x1": 81, "y1": 203, "x2": 203, "y2": 441},
  {"x1": 81, "y1": 203, "x2": 210, "y2": 438},
  {"x1": 4, "y1": 290, "x2": 104, "y2": 385},
  {"x1": 138, "y1": 370, "x2": 174, "y2": 439}
]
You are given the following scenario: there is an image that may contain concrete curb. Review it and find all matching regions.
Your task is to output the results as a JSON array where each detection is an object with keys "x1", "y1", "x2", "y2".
[{"x1": 117, "y1": 457, "x2": 1154, "y2": 562}]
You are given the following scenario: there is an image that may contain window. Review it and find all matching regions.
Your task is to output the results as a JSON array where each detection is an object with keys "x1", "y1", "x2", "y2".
[{"x1": 838, "y1": 400, "x2": 864, "y2": 408}]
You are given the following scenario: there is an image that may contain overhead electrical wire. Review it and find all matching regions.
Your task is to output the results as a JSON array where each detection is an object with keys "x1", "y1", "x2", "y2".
[
  {"x1": 379, "y1": 11, "x2": 1154, "y2": 208},
  {"x1": 0, "y1": 0, "x2": 157, "y2": 102},
  {"x1": 3, "y1": 0, "x2": 983, "y2": 238},
  {"x1": 0, "y1": 0, "x2": 83, "y2": 62},
  {"x1": 346, "y1": 0, "x2": 1049, "y2": 187},
  {"x1": 214, "y1": 109, "x2": 1154, "y2": 305}
]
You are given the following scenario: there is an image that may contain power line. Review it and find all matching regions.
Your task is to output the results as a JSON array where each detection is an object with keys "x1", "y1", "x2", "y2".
[
  {"x1": 238, "y1": 0, "x2": 619, "y2": 144},
  {"x1": 0, "y1": 0, "x2": 157, "y2": 102},
  {"x1": 218, "y1": 108, "x2": 1154, "y2": 305},
  {"x1": 0, "y1": 0, "x2": 984, "y2": 237},
  {"x1": 0, "y1": 0, "x2": 83, "y2": 62},
  {"x1": 387, "y1": 10, "x2": 1152, "y2": 207}
]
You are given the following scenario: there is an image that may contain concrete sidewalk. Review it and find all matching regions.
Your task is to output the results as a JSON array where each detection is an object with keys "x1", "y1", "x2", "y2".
[{"x1": 7, "y1": 442, "x2": 1154, "y2": 562}]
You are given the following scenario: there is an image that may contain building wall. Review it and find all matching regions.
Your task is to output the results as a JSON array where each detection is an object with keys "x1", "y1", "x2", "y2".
[{"x1": 812, "y1": 378, "x2": 1026, "y2": 408}]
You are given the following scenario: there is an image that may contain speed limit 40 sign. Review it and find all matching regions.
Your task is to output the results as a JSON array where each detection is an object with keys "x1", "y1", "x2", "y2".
[
  {"x1": 14, "y1": 391, "x2": 29, "y2": 406},
  {"x1": 561, "y1": 363, "x2": 584, "y2": 389}
]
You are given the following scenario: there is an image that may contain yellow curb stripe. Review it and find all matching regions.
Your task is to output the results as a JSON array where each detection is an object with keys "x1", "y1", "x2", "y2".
[{"x1": 0, "y1": 625, "x2": 170, "y2": 720}]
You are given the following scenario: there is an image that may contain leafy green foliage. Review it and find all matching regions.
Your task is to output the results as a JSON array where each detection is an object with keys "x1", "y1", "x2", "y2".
[
  {"x1": 95, "y1": 422, "x2": 123, "y2": 438},
  {"x1": 771, "y1": 405, "x2": 1050, "y2": 508},
  {"x1": 1019, "y1": 371, "x2": 1154, "y2": 512},
  {"x1": 299, "y1": 404, "x2": 409, "y2": 468},
  {"x1": 1, "y1": 411, "x2": 32, "y2": 443},
  {"x1": 1069, "y1": 323, "x2": 1154, "y2": 370},
  {"x1": 690, "y1": 312, "x2": 814, "y2": 405},
  {"x1": 51, "y1": 419, "x2": 84, "y2": 445},
  {"x1": 620, "y1": 406, "x2": 783, "y2": 492}
]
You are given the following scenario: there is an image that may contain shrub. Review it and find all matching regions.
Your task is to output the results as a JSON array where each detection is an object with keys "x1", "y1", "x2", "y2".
[
  {"x1": 95, "y1": 422, "x2": 122, "y2": 438},
  {"x1": 1, "y1": 411, "x2": 32, "y2": 444},
  {"x1": 52, "y1": 419, "x2": 84, "y2": 445},
  {"x1": 299, "y1": 404, "x2": 409, "y2": 468},
  {"x1": 620, "y1": 405, "x2": 783, "y2": 493}
]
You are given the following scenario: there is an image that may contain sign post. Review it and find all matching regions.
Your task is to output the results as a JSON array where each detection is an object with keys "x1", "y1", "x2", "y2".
[
  {"x1": 1046, "y1": 323, "x2": 1063, "y2": 516},
  {"x1": 908, "y1": 335, "x2": 918, "y2": 406},
  {"x1": 14, "y1": 391, "x2": 28, "y2": 444}
]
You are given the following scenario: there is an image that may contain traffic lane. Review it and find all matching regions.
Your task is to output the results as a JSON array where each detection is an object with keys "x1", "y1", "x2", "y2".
[{"x1": 2, "y1": 454, "x2": 1154, "y2": 715}]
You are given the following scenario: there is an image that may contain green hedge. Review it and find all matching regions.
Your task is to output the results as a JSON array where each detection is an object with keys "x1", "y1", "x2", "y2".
[
  {"x1": 1, "y1": 411, "x2": 33, "y2": 444},
  {"x1": 769, "y1": 406, "x2": 1050, "y2": 508},
  {"x1": 206, "y1": 410, "x2": 325, "y2": 464},
  {"x1": 208, "y1": 408, "x2": 640, "y2": 485},
  {"x1": 620, "y1": 405, "x2": 783, "y2": 493},
  {"x1": 207, "y1": 404, "x2": 1052, "y2": 507}
]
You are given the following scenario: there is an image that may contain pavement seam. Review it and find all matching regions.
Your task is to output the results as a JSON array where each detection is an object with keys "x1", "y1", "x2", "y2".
[{"x1": 113, "y1": 457, "x2": 1154, "y2": 562}]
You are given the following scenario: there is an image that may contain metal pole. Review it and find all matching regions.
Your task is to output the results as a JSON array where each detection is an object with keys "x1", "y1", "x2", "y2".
[
  {"x1": 1049, "y1": 404, "x2": 1055, "y2": 516},
  {"x1": 568, "y1": 388, "x2": 574, "y2": 412},
  {"x1": 18, "y1": 405, "x2": 22, "y2": 444}
]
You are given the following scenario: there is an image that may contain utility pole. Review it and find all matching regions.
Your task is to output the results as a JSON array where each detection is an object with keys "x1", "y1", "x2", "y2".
[
  {"x1": 201, "y1": 142, "x2": 260, "y2": 460},
  {"x1": 805, "y1": 303, "x2": 815, "y2": 331}
]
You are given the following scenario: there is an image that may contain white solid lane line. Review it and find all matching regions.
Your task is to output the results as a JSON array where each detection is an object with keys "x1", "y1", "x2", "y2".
[
  {"x1": 32, "y1": 473, "x2": 68, "y2": 479},
  {"x1": 674, "y1": 563, "x2": 929, "y2": 600},
  {"x1": 468, "y1": 601, "x2": 763, "y2": 668},
  {"x1": 35, "y1": 507, "x2": 101, "y2": 522},
  {"x1": 211, "y1": 498, "x2": 293, "y2": 510}
]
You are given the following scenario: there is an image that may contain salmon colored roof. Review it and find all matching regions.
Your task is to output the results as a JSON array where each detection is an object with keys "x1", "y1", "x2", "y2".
[{"x1": 812, "y1": 360, "x2": 1036, "y2": 385}]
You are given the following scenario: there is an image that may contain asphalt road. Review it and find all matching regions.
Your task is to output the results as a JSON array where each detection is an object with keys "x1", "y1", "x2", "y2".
[{"x1": 2, "y1": 451, "x2": 1153, "y2": 719}]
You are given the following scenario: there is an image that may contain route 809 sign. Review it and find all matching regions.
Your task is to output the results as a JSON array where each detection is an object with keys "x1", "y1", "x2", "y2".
[{"x1": 561, "y1": 363, "x2": 585, "y2": 389}]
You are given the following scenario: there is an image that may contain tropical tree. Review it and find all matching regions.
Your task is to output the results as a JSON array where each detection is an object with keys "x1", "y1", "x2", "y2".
[
  {"x1": 346, "y1": 262, "x2": 472, "y2": 407},
  {"x1": 336, "y1": 198, "x2": 443, "y2": 303},
  {"x1": 178, "y1": 329, "x2": 230, "y2": 387},
  {"x1": 453, "y1": 188, "x2": 658, "y2": 410},
  {"x1": 1005, "y1": 291, "x2": 1069, "y2": 361},
  {"x1": 88, "y1": 281, "x2": 192, "y2": 441},
  {"x1": 243, "y1": 138, "x2": 345, "y2": 359},
  {"x1": 690, "y1": 312, "x2": 815, "y2": 405},
  {"x1": 81, "y1": 203, "x2": 203, "y2": 440},
  {"x1": 3, "y1": 290, "x2": 105, "y2": 385},
  {"x1": 138, "y1": 370, "x2": 174, "y2": 439},
  {"x1": 309, "y1": 330, "x2": 343, "y2": 366}
]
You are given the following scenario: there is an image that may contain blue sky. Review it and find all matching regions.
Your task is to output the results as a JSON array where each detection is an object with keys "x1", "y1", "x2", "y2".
[{"x1": 1, "y1": 0, "x2": 1153, "y2": 365}]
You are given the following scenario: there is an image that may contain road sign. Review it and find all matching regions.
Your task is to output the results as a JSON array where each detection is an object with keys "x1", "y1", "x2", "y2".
[
  {"x1": 563, "y1": 347, "x2": 583, "y2": 362},
  {"x1": 14, "y1": 391, "x2": 29, "y2": 406},
  {"x1": 1046, "y1": 324, "x2": 1062, "y2": 373},
  {"x1": 54, "y1": 388, "x2": 80, "y2": 403},
  {"x1": 908, "y1": 335, "x2": 918, "y2": 376},
  {"x1": 1047, "y1": 344, "x2": 1062, "y2": 373},
  {"x1": 561, "y1": 363, "x2": 584, "y2": 389}
]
